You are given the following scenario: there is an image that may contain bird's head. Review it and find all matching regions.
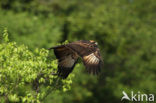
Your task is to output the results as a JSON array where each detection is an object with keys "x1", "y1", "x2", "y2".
[
  {"x1": 90, "y1": 40, "x2": 98, "y2": 45},
  {"x1": 89, "y1": 40, "x2": 98, "y2": 47}
]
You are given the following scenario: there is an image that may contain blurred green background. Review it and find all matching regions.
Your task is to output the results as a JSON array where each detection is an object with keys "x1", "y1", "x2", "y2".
[{"x1": 0, "y1": 0, "x2": 156, "y2": 102}]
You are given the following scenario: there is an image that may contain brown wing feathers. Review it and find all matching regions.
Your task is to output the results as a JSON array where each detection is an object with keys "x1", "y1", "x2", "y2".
[
  {"x1": 51, "y1": 45, "x2": 78, "y2": 79},
  {"x1": 83, "y1": 51, "x2": 102, "y2": 75},
  {"x1": 66, "y1": 42, "x2": 93, "y2": 57},
  {"x1": 66, "y1": 41, "x2": 102, "y2": 75},
  {"x1": 50, "y1": 40, "x2": 103, "y2": 79},
  {"x1": 58, "y1": 55, "x2": 78, "y2": 79}
]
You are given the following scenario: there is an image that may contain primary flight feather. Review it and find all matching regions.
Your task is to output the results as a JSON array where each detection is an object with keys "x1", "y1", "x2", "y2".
[{"x1": 49, "y1": 40, "x2": 103, "y2": 79}]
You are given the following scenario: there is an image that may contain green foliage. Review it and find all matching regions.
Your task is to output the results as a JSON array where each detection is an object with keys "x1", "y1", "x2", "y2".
[
  {"x1": 0, "y1": 30, "x2": 72, "y2": 103},
  {"x1": 0, "y1": 11, "x2": 63, "y2": 50},
  {"x1": 3, "y1": 28, "x2": 9, "y2": 42},
  {"x1": 60, "y1": 0, "x2": 156, "y2": 102},
  {"x1": 0, "y1": 0, "x2": 156, "y2": 103}
]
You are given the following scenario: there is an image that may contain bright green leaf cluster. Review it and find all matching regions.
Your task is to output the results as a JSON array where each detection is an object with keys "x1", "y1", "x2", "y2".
[{"x1": 0, "y1": 30, "x2": 72, "y2": 103}]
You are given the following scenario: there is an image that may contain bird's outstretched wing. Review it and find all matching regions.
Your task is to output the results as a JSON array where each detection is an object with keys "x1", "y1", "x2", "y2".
[
  {"x1": 66, "y1": 40, "x2": 103, "y2": 74},
  {"x1": 82, "y1": 49, "x2": 102, "y2": 74},
  {"x1": 50, "y1": 45, "x2": 78, "y2": 79}
]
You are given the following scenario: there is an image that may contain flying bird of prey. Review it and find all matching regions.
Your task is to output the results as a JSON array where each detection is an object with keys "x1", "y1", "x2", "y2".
[{"x1": 49, "y1": 40, "x2": 103, "y2": 79}]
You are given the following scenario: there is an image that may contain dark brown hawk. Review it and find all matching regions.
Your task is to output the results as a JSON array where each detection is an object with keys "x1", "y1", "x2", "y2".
[{"x1": 49, "y1": 40, "x2": 103, "y2": 79}]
